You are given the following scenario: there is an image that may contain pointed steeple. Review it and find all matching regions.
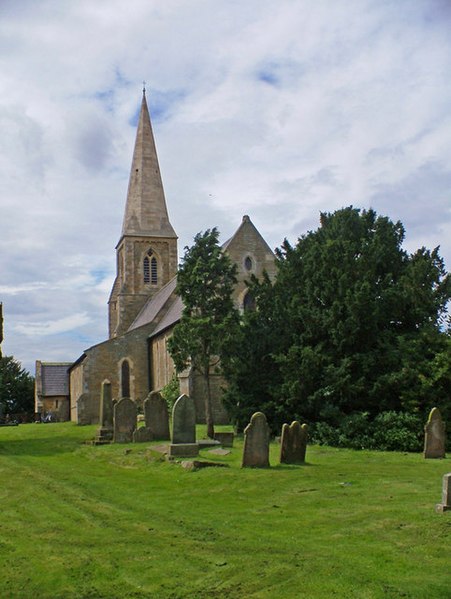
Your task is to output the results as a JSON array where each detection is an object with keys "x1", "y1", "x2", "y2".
[{"x1": 121, "y1": 90, "x2": 176, "y2": 239}]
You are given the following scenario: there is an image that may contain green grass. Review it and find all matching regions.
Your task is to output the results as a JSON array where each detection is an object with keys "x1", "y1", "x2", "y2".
[{"x1": 0, "y1": 423, "x2": 449, "y2": 598}]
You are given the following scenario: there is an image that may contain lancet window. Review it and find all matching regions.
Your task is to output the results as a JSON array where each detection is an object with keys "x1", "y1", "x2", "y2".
[{"x1": 143, "y1": 249, "x2": 158, "y2": 284}]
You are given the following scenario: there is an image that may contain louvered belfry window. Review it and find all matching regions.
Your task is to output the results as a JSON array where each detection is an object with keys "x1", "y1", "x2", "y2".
[
  {"x1": 151, "y1": 257, "x2": 157, "y2": 284},
  {"x1": 143, "y1": 257, "x2": 150, "y2": 283}
]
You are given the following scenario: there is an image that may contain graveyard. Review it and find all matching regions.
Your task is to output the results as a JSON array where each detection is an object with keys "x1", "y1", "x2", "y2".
[{"x1": 0, "y1": 421, "x2": 449, "y2": 598}]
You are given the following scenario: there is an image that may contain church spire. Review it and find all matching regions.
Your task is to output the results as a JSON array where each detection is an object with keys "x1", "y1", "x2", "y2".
[{"x1": 121, "y1": 90, "x2": 176, "y2": 239}]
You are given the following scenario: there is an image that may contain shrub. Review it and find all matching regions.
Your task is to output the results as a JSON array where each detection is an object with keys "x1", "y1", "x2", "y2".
[
  {"x1": 160, "y1": 374, "x2": 180, "y2": 412},
  {"x1": 310, "y1": 410, "x2": 424, "y2": 452},
  {"x1": 372, "y1": 411, "x2": 423, "y2": 452}
]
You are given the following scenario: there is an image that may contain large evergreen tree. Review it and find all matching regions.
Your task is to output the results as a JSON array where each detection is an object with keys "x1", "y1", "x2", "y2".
[
  {"x1": 168, "y1": 228, "x2": 239, "y2": 438},
  {"x1": 0, "y1": 355, "x2": 35, "y2": 418},
  {"x1": 223, "y1": 207, "x2": 451, "y2": 433}
]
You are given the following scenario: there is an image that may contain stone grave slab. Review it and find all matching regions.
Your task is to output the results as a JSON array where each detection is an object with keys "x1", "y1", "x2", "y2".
[
  {"x1": 113, "y1": 397, "x2": 137, "y2": 443},
  {"x1": 144, "y1": 391, "x2": 170, "y2": 440},
  {"x1": 280, "y1": 421, "x2": 308, "y2": 464},
  {"x1": 172, "y1": 394, "x2": 196, "y2": 444},
  {"x1": 168, "y1": 443, "x2": 199, "y2": 458},
  {"x1": 242, "y1": 412, "x2": 270, "y2": 468},
  {"x1": 436, "y1": 472, "x2": 451, "y2": 513},
  {"x1": 424, "y1": 407, "x2": 446, "y2": 459}
]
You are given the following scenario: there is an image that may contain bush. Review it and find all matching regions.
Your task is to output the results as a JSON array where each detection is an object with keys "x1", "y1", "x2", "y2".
[
  {"x1": 160, "y1": 374, "x2": 180, "y2": 412},
  {"x1": 372, "y1": 411, "x2": 423, "y2": 452},
  {"x1": 310, "y1": 410, "x2": 423, "y2": 452}
]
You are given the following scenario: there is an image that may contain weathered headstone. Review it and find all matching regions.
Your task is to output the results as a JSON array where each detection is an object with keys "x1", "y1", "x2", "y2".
[
  {"x1": 435, "y1": 473, "x2": 451, "y2": 513},
  {"x1": 144, "y1": 391, "x2": 170, "y2": 440},
  {"x1": 424, "y1": 407, "x2": 446, "y2": 459},
  {"x1": 171, "y1": 394, "x2": 196, "y2": 444},
  {"x1": 280, "y1": 421, "x2": 308, "y2": 464},
  {"x1": 113, "y1": 397, "x2": 137, "y2": 443},
  {"x1": 214, "y1": 431, "x2": 234, "y2": 447},
  {"x1": 133, "y1": 427, "x2": 153, "y2": 443},
  {"x1": 76, "y1": 394, "x2": 90, "y2": 425},
  {"x1": 242, "y1": 412, "x2": 270, "y2": 468},
  {"x1": 169, "y1": 394, "x2": 198, "y2": 458},
  {"x1": 94, "y1": 380, "x2": 114, "y2": 444}
]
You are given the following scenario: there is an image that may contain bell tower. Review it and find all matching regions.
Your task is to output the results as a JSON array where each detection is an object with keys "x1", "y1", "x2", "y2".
[{"x1": 108, "y1": 90, "x2": 178, "y2": 337}]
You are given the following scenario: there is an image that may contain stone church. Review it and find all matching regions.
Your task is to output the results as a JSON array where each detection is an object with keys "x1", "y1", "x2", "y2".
[{"x1": 66, "y1": 91, "x2": 277, "y2": 424}]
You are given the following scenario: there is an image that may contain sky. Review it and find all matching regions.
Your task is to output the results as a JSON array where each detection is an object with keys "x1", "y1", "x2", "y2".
[{"x1": 0, "y1": 0, "x2": 450, "y2": 374}]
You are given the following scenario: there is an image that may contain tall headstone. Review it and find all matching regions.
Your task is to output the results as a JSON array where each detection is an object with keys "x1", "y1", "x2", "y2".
[
  {"x1": 280, "y1": 421, "x2": 308, "y2": 464},
  {"x1": 436, "y1": 473, "x2": 451, "y2": 513},
  {"x1": 113, "y1": 397, "x2": 137, "y2": 443},
  {"x1": 242, "y1": 412, "x2": 270, "y2": 468},
  {"x1": 94, "y1": 380, "x2": 114, "y2": 444},
  {"x1": 144, "y1": 391, "x2": 170, "y2": 440},
  {"x1": 169, "y1": 394, "x2": 198, "y2": 458},
  {"x1": 76, "y1": 394, "x2": 90, "y2": 425},
  {"x1": 172, "y1": 394, "x2": 196, "y2": 444},
  {"x1": 424, "y1": 407, "x2": 446, "y2": 459}
]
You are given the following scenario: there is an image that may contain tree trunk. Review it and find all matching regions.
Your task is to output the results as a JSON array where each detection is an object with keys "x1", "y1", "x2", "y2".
[{"x1": 204, "y1": 370, "x2": 215, "y2": 439}]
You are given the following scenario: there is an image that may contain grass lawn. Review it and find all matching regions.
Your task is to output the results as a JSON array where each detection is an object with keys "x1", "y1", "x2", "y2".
[{"x1": 0, "y1": 422, "x2": 449, "y2": 598}]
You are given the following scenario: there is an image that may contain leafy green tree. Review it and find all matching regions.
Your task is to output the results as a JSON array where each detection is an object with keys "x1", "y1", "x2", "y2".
[
  {"x1": 224, "y1": 207, "x2": 451, "y2": 434},
  {"x1": 168, "y1": 228, "x2": 239, "y2": 438},
  {"x1": 0, "y1": 355, "x2": 35, "y2": 417}
]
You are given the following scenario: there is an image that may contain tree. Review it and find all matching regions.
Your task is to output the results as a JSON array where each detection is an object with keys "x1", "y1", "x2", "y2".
[
  {"x1": 0, "y1": 355, "x2": 35, "y2": 418},
  {"x1": 224, "y1": 207, "x2": 451, "y2": 433},
  {"x1": 168, "y1": 228, "x2": 239, "y2": 438}
]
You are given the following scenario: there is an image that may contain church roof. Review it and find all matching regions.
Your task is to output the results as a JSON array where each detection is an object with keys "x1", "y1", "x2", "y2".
[
  {"x1": 120, "y1": 90, "x2": 177, "y2": 241},
  {"x1": 150, "y1": 294, "x2": 183, "y2": 338},
  {"x1": 128, "y1": 276, "x2": 179, "y2": 331},
  {"x1": 40, "y1": 363, "x2": 71, "y2": 396}
]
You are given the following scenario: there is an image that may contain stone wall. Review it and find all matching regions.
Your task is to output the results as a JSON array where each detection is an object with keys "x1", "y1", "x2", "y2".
[
  {"x1": 70, "y1": 322, "x2": 154, "y2": 424},
  {"x1": 190, "y1": 371, "x2": 230, "y2": 425},
  {"x1": 69, "y1": 360, "x2": 84, "y2": 422},
  {"x1": 150, "y1": 329, "x2": 176, "y2": 391},
  {"x1": 109, "y1": 236, "x2": 178, "y2": 337},
  {"x1": 42, "y1": 396, "x2": 70, "y2": 421}
]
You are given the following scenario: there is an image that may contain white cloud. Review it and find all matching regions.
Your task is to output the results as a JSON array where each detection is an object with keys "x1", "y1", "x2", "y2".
[{"x1": 14, "y1": 313, "x2": 91, "y2": 337}]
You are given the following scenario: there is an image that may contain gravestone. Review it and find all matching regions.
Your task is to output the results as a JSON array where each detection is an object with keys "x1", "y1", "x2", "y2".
[
  {"x1": 280, "y1": 421, "x2": 308, "y2": 464},
  {"x1": 435, "y1": 473, "x2": 451, "y2": 513},
  {"x1": 144, "y1": 391, "x2": 170, "y2": 440},
  {"x1": 424, "y1": 407, "x2": 446, "y2": 459},
  {"x1": 214, "y1": 431, "x2": 234, "y2": 447},
  {"x1": 169, "y1": 394, "x2": 198, "y2": 458},
  {"x1": 76, "y1": 394, "x2": 90, "y2": 425},
  {"x1": 113, "y1": 397, "x2": 137, "y2": 443},
  {"x1": 94, "y1": 380, "x2": 114, "y2": 444},
  {"x1": 171, "y1": 394, "x2": 196, "y2": 444},
  {"x1": 133, "y1": 427, "x2": 153, "y2": 443},
  {"x1": 242, "y1": 412, "x2": 270, "y2": 468}
]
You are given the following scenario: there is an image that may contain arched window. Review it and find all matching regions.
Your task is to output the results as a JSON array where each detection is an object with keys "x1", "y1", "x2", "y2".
[
  {"x1": 244, "y1": 256, "x2": 253, "y2": 271},
  {"x1": 243, "y1": 291, "x2": 256, "y2": 312},
  {"x1": 143, "y1": 248, "x2": 158, "y2": 284},
  {"x1": 121, "y1": 360, "x2": 130, "y2": 398}
]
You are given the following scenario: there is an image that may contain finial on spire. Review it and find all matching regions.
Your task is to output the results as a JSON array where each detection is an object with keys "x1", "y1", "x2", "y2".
[{"x1": 142, "y1": 80, "x2": 146, "y2": 96}]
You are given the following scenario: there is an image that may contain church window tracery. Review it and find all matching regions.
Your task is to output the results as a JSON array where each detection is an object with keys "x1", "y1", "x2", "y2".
[
  {"x1": 244, "y1": 256, "x2": 253, "y2": 271},
  {"x1": 143, "y1": 249, "x2": 158, "y2": 284}
]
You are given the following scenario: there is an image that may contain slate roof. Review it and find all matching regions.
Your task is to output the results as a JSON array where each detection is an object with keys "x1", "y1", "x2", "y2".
[
  {"x1": 128, "y1": 276, "x2": 179, "y2": 332},
  {"x1": 149, "y1": 295, "x2": 183, "y2": 338},
  {"x1": 41, "y1": 363, "x2": 71, "y2": 396}
]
